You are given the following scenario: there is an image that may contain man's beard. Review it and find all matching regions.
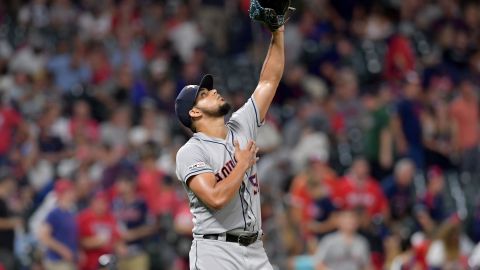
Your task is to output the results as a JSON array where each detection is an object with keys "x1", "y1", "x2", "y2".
[{"x1": 202, "y1": 102, "x2": 232, "y2": 117}]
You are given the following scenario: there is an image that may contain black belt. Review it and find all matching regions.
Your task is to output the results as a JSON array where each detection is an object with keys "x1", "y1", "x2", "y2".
[{"x1": 203, "y1": 232, "x2": 259, "y2": 246}]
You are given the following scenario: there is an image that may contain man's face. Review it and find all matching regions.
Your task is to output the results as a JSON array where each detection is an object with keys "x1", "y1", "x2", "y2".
[
  {"x1": 396, "y1": 166, "x2": 414, "y2": 187},
  {"x1": 92, "y1": 197, "x2": 108, "y2": 214},
  {"x1": 192, "y1": 88, "x2": 231, "y2": 118},
  {"x1": 0, "y1": 178, "x2": 15, "y2": 195},
  {"x1": 61, "y1": 189, "x2": 77, "y2": 206},
  {"x1": 338, "y1": 211, "x2": 359, "y2": 233},
  {"x1": 352, "y1": 159, "x2": 370, "y2": 180},
  {"x1": 429, "y1": 176, "x2": 444, "y2": 194},
  {"x1": 116, "y1": 180, "x2": 134, "y2": 196}
]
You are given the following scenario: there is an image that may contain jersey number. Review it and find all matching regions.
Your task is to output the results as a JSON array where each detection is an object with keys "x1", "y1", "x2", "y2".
[{"x1": 248, "y1": 174, "x2": 259, "y2": 195}]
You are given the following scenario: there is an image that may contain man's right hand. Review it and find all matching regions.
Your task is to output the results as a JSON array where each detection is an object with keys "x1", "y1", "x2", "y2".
[
  {"x1": 59, "y1": 246, "x2": 74, "y2": 262},
  {"x1": 234, "y1": 140, "x2": 259, "y2": 171},
  {"x1": 11, "y1": 217, "x2": 23, "y2": 228}
]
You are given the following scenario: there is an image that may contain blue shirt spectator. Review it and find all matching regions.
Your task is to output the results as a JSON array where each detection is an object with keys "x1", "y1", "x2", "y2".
[
  {"x1": 39, "y1": 179, "x2": 78, "y2": 269},
  {"x1": 47, "y1": 53, "x2": 92, "y2": 93},
  {"x1": 45, "y1": 207, "x2": 78, "y2": 261}
]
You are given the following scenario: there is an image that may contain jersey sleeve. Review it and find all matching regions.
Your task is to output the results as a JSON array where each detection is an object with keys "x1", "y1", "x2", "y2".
[
  {"x1": 176, "y1": 143, "x2": 214, "y2": 184},
  {"x1": 228, "y1": 96, "x2": 264, "y2": 139}
]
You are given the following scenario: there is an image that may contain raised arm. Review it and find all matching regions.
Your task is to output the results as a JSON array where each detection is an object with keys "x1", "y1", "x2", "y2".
[{"x1": 253, "y1": 27, "x2": 285, "y2": 122}]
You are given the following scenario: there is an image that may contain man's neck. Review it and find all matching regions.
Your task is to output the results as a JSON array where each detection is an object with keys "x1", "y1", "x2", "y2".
[
  {"x1": 58, "y1": 200, "x2": 71, "y2": 210},
  {"x1": 341, "y1": 231, "x2": 355, "y2": 241},
  {"x1": 197, "y1": 118, "x2": 228, "y2": 140},
  {"x1": 123, "y1": 193, "x2": 136, "y2": 203}
]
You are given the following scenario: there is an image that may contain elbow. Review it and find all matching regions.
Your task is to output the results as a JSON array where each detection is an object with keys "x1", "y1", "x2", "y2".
[
  {"x1": 209, "y1": 199, "x2": 226, "y2": 211},
  {"x1": 259, "y1": 78, "x2": 281, "y2": 87},
  {"x1": 37, "y1": 226, "x2": 49, "y2": 244},
  {"x1": 38, "y1": 233, "x2": 47, "y2": 245},
  {"x1": 207, "y1": 195, "x2": 229, "y2": 211}
]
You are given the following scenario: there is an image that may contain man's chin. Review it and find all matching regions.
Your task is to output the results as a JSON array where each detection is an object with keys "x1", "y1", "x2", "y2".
[{"x1": 219, "y1": 102, "x2": 232, "y2": 116}]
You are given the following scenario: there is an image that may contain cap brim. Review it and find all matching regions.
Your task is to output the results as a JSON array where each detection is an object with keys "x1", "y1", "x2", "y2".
[{"x1": 199, "y1": 74, "x2": 213, "y2": 90}]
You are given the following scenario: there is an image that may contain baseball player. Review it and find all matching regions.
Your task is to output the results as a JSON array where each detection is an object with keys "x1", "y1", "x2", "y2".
[{"x1": 174, "y1": 2, "x2": 289, "y2": 268}]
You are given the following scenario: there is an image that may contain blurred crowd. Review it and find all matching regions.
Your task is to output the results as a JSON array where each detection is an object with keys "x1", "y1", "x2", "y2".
[{"x1": 0, "y1": 0, "x2": 479, "y2": 270}]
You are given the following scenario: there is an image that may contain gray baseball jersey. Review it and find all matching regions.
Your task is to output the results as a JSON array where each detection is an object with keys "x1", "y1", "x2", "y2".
[{"x1": 176, "y1": 97, "x2": 263, "y2": 235}]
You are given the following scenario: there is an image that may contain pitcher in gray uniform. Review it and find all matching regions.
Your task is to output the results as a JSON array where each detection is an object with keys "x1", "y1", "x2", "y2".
[{"x1": 174, "y1": 25, "x2": 285, "y2": 270}]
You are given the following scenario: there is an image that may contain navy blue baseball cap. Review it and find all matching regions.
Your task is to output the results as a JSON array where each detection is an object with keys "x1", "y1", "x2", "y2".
[{"x1": 175, "y1": 74, "x2": 214, "y2": 129}]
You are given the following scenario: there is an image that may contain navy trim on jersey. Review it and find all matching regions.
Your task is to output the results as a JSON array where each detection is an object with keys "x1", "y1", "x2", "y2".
[
  {"x1": 239, "y1": 185, "x2": 247, "y2": 231},
  {"x1": 200, "y1": 136, "x2": 248, "y2": 231},
  {"x1": 244, "y1": 180, "x2": 257, "y2": 232},
  {"x1": 184, "y1": 169, "x2": 214, "y2": 183},
  {"x1": 250, "y1": 98, "x2": 262, "y2": 127},
  {"x1": 230, "y1": 130, "x2": 258, "y2": 232},
  {"x1": 201, "y1": 139, "x2": 227, "y2": 147},
  {"x1": 230, "y1": 130, "x2": 248, "y2": 230}
]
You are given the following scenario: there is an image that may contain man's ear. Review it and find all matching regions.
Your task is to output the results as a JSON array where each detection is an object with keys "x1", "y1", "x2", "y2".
[{"x1": 189, "y1": 108, "x2": 202, "y2": 118}]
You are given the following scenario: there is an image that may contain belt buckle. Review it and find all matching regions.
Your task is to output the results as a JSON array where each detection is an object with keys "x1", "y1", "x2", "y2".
[{"x1": 238, "y1": 232, "x2": 257, "y2": 246}]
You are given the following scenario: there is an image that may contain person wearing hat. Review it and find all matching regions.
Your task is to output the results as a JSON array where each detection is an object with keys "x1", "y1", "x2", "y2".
[
  {"x1": 415, "y1": 166, "x2": 447, "y2": 228},
  {"x1": 174, "y1": 23, "x2": 286, "y2": 270},
  {"x1": 38, "y1": 179, "x2": 78, "y2": 270},
  {"x1": 77, "y1": 191, "x2": 126, "y2": 270}
]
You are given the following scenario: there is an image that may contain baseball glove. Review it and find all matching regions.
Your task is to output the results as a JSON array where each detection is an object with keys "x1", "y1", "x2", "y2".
[{"x1": 249, "y1": 0, "x2": 295, "y2": 32}]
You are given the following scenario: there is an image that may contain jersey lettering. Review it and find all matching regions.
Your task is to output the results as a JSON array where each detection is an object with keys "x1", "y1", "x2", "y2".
[
  {"x1": 216, "y1": 160, "x2": 236, "y2": 182},
  {"x1": 248, "y1": 174, "x2": 259, "y2": 195}
]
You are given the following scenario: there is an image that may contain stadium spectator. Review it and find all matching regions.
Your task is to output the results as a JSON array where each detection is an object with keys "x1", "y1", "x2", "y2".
[
  {"x1": 383, "y1": 33, "x2": 416, "y2": 82},
  {"x1": 392, "y1": 72, "x2": 425, "y2": 169},
  {"x1": 197, "y1": 0, "x2": 227, "y2": 52},
  {"x1": 382, "y1": 159, "x2": 416, "y2": 227},
  {"x1": 473, "y1": 198, "x2": 480, "y2": 244},
  {"x1": 471, "y1": 242, "x2": 480, "y2": 270},
  {"x1": 113, "y1": 174, "x2": 156, "y2": 270},
  {"x1": 0, "y1": 94, "x2": 22, "y2": 165},
  {"x1": 387, "y1": 232, "x2": 429, "y2": 270},
  {"x1": 136, "y1": 143, "x2": 168, "y2": 216},
  {"x1": 77, "y1": 192, "x2": 126, "y2": 270},
  {"x1": 449, "y1": 75, "x2": 479, "y2": 175},
  {"x1": 69, "y1": 99, "x2": 99, "y2": 144},
  {"x1": 332, "y1": 157, "x2": 389, "y2": 219},
  {"x1": 422, "y1": 97, "x2": 456, "y2": 170},
  {"x1": 289, "y1": 155, "x2": 337, "y2": 244},
  {"x1": 46, "y1": 40, "x2": 92, "y2": 94},
  {"x1": 362, "y1": 85, "x2": 393, "y2": 181},
  {"x1": 313, "y1": 209, "x2": 372, "y2": 270},
  {"x1": 38, "y1": 179, "x2": 78, "y2": 270},
  {"x1": 416, "y1": 166, "x2": 447, "y2": 227},
  {"x1": 426, "y1": 217, "x2": 474, "y2": 270},
  {"x1": 332, "y1": 68, "x2": 366, "y2": 158},
  {"x1": 0, "y1": 173, "x2": 20, "y2": 270},
  {"x1": 100, "y1": 105, "x2": 131, "y2": 149}
]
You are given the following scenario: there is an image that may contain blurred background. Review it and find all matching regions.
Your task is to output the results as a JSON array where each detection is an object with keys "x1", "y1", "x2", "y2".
[{"x1": 0, "y1": 0, "x2": 479, "y2": 269}]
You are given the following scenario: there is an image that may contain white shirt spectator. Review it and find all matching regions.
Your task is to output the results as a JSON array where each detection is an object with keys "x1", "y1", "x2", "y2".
[
  {"x1": 168, "y1": 21, "x2": 204, "y2": 62},
  {"x1": 470, "y1": 242, "x2": 480, "y2": 269},
  {"x1": 314, "y1": 231, "x2": 370, "y2": 270},
  {"x1": 9, "y1": 46, "x2": 47, "y2": 75}
]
